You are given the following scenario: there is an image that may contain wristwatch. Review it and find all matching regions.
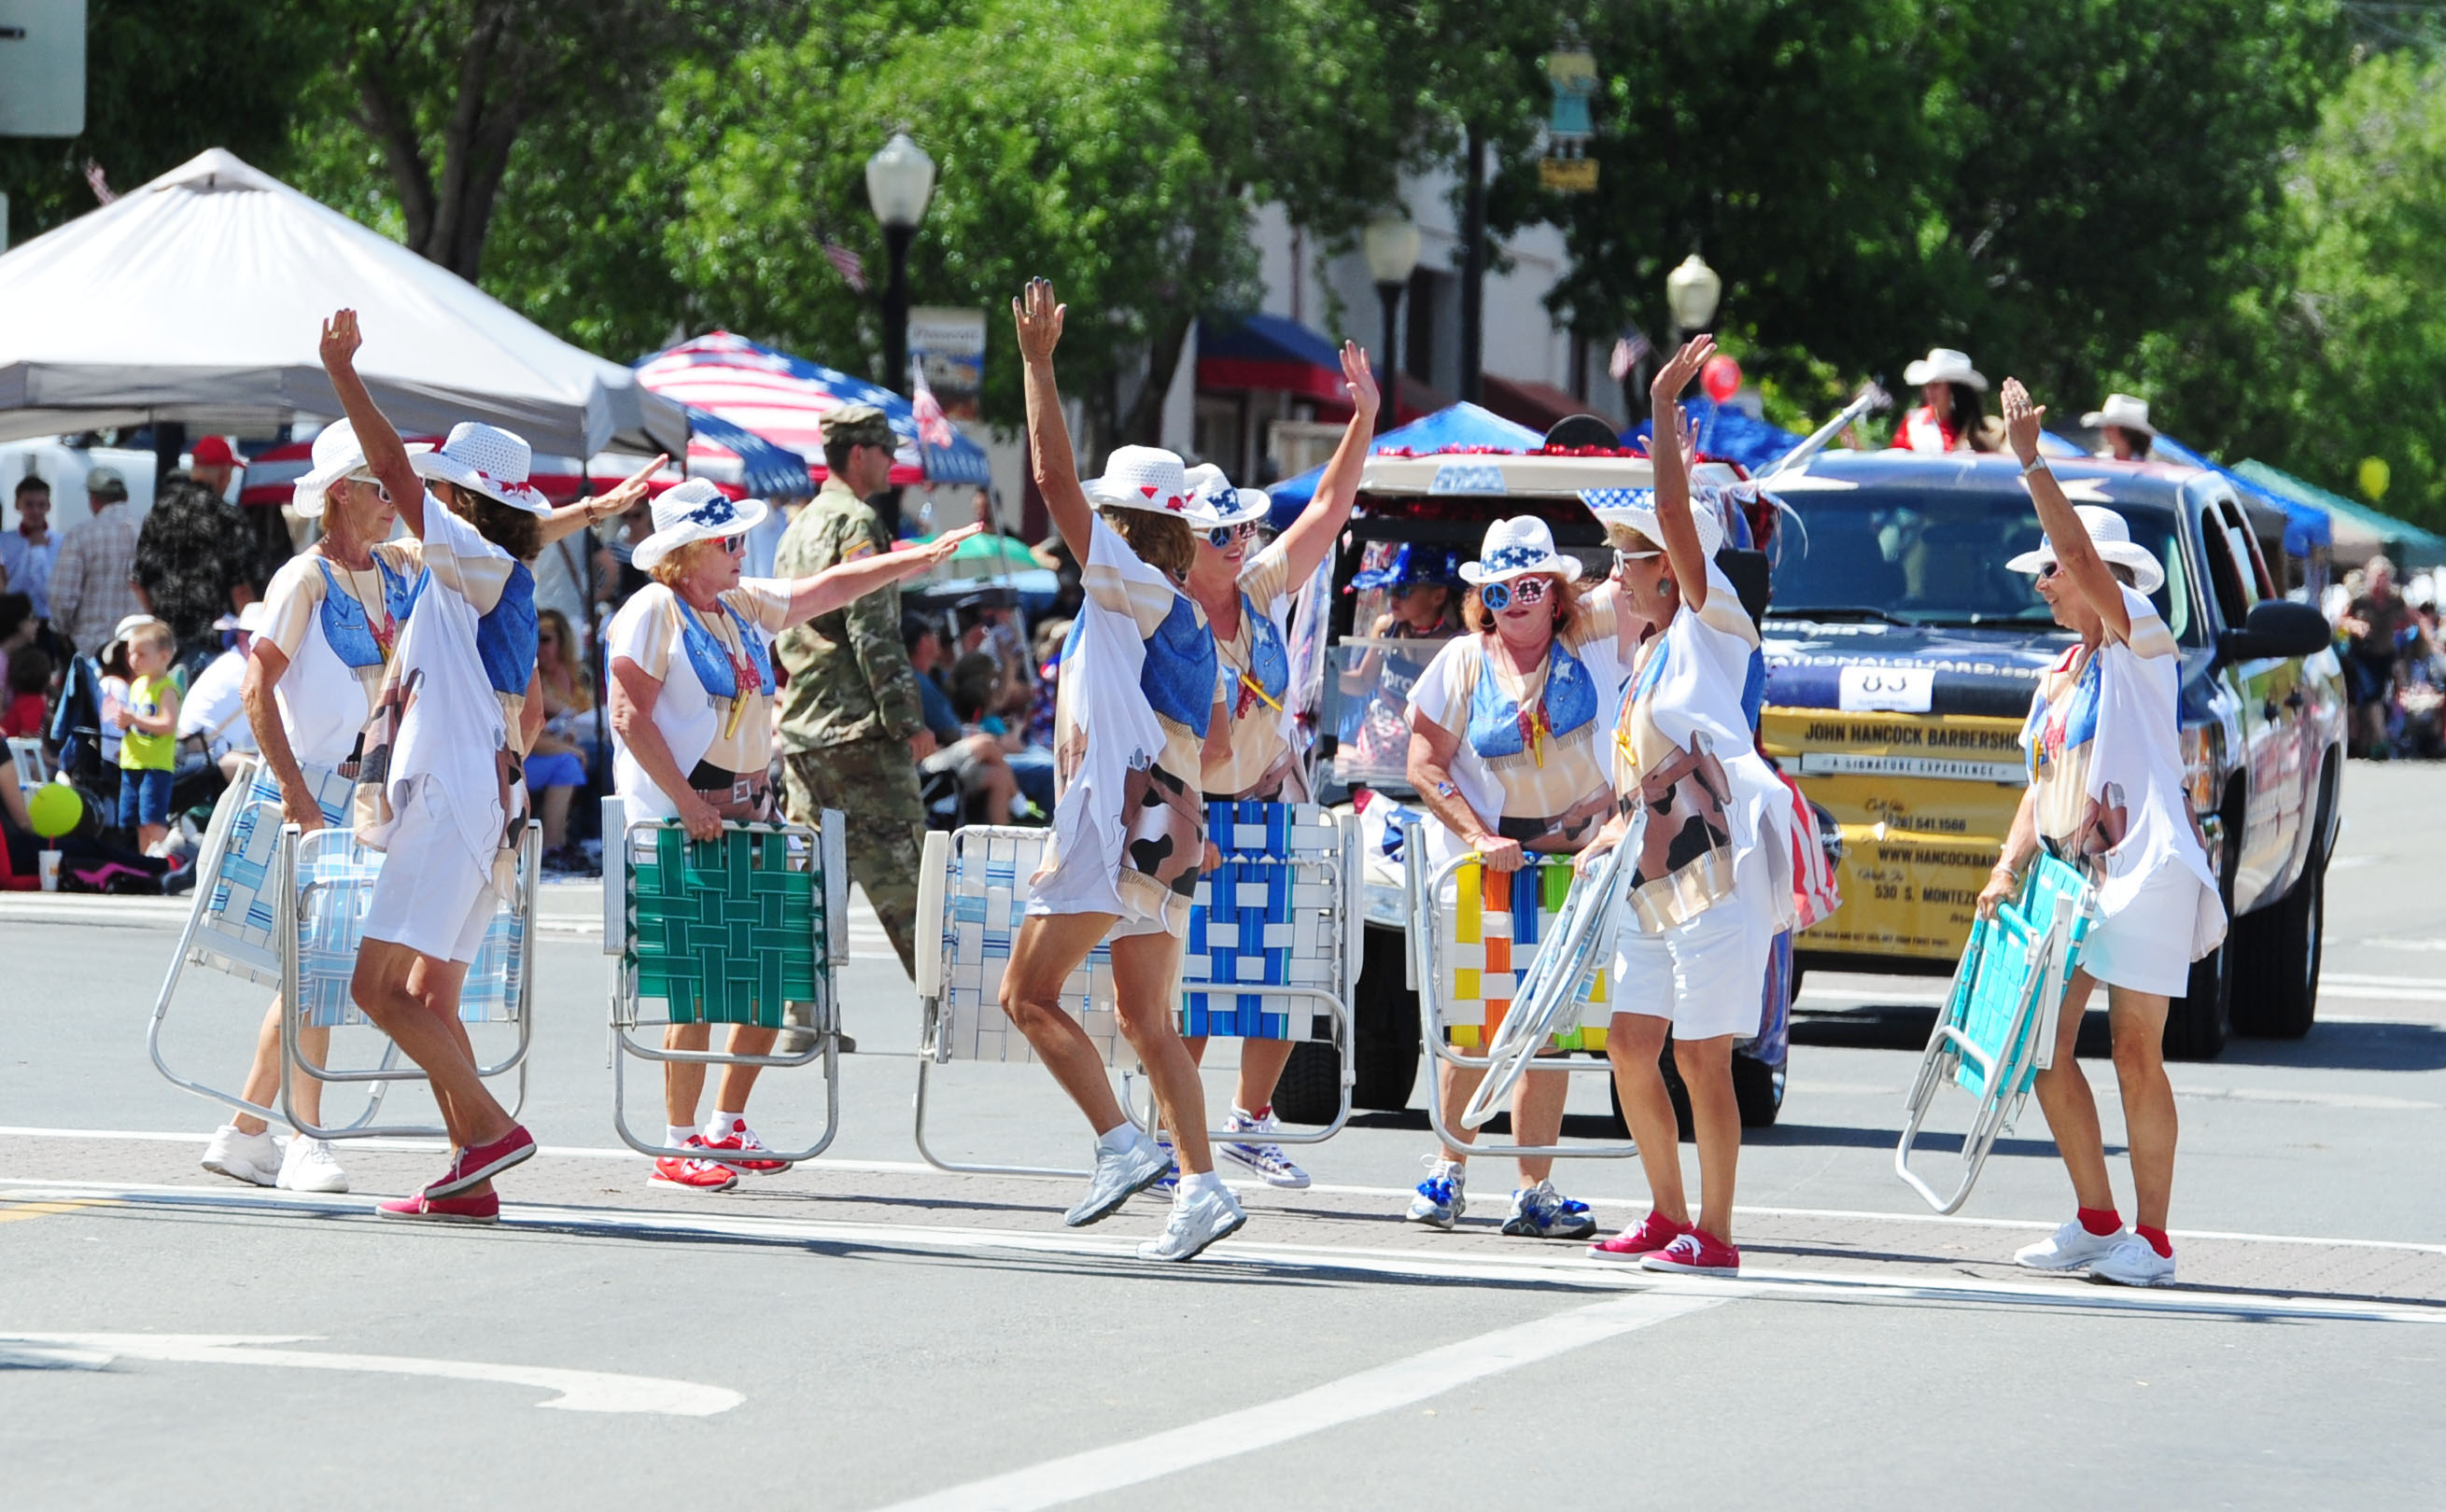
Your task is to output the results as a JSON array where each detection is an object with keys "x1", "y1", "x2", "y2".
[{"x1": 2019, "y1": 455, "x2": 2050, "y2": 477}]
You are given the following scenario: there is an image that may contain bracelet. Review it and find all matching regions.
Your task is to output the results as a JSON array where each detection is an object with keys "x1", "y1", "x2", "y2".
[{"x1": 2019, "y1": 455, "x2": 2050, "y2": 477}]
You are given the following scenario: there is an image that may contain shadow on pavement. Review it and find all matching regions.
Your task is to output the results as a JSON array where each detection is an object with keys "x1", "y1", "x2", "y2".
[
  {"x1": 2218, "y1": 1019, "x2": 2446, "y2": 1072},
  {"x1": 1749, "y1": 1123, "x2": 2115, "y2": 1157}
]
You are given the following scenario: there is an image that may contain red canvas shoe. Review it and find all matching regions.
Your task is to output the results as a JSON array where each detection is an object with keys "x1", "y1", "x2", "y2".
[
  {"x1": 425, "y1": 1124, "x2": 536, "y2": 1197},
  {"x1": 1588, "y1": 1211, "x2": 1694, "y2": 1261},
  {"x1": 650, "y1": 1139, "x2": 741, "y2": 1192},
  {"x1": 699, "y1": 1126, "x2": 790, "y2": 1174},
  {"x1": 1638, "y1": 1227, "x2": 1741, "y2": 1277},
  {"x1": 376, "y1": 1190, "x2": 500, "y2": 1225}
]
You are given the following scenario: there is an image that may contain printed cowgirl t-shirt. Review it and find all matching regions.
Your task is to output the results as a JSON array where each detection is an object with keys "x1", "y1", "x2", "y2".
[
  {"x1": 1406, "y1": 597, "x2": 1619, "y2": 867},
  {"x1": 609, "y1": 580, "x2": 794, "y2": 820},
  {"x1": 1204, "y1": 541, "x2": 1303, "y2": 802},
  {"x1": 1035, "y1": 512, "x2": 1216, "y2": 934},
  {"x1": 2021, "y1": 581, "x2": 2224, "y2": 956},
  {"x1": 258, "y1": 544, "x2": 423, "y2": 768}
]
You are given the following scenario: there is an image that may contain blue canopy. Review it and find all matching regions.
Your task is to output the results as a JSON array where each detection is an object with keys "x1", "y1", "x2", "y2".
[
  {"x1": 1623, "y1": 399, "x2": 1804, "y2": 472},
  {"x1": 683, "y1": 406, "x2": 820, "y2": 500},
  {"x1": 1265, "y1": 402, "x2": 1542, "y2": 529},
  {"x1": 2152, "y1": 434, "x2": 2331, "y2": 556}
]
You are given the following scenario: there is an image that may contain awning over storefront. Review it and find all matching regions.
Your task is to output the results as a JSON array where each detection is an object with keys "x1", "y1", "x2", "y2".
[{"x1": 1196, "y1": 313, "x2": 1350, "y2": 406}]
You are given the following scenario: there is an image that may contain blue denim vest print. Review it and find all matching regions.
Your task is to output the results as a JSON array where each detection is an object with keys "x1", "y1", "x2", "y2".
[
  {"x1": 1241, "y1": 591, "x2": 1289, "y2": 707},
  {"x1": 675, "y1": 595, "x2": 775, "y2": 701},
  {"x1": 1466, "y1": 640, "x2": 1596, "y2": 759},
  {"x1": 474, "y1": 561, "x2": 539, "y2": 698},
  {"x1": 1143, "y1": 593, "x2": 1218, "y2": 737},
  {"x1": 313, "y1": 554, "x2": 420, "y2": 668}
]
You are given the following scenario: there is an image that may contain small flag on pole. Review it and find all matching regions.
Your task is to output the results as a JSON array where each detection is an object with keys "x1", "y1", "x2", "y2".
[
  {"x1": 821, "y1": 240, "x2": 866, "y2": 293},
  {"x1": 910, "y1": 356, "x2": 956, "y2": 451},
  {"x1": 82, "y1": 160, "x2": 116, "y2": 205},
  {"x1": 1609, "y1": 328, "x2": 1652, "y2": 383}
]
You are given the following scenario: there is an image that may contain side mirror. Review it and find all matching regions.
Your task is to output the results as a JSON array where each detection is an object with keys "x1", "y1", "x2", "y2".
[{"x1": 2216, "y1": 598, "x2": 2332, "y2": 665}]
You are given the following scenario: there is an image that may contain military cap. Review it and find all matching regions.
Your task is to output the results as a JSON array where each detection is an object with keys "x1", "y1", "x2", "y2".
[{"x1": 821, "y1": 403, "x2": 897, "y2": 450}]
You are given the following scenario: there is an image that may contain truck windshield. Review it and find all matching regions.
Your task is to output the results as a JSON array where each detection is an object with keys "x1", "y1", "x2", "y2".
[{"x1": 1767, "y1": 487, "x2": 2186, "y2": 637}]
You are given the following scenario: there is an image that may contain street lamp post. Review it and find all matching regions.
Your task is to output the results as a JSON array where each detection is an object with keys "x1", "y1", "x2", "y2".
[
  {"x1": 1663, "y1": 253, "x2": 1722, "y2": 349},
  {"x1": 865, "y1": 132, "x2": 937, "y2": 399},
  {"x1": 1363, "y1": 212, "x2": 1422, "y2": 436}
]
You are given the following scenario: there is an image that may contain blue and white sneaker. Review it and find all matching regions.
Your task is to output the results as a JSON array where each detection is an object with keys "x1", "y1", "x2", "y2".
[
  {"x1": 1063, "y1": 1132, "x2": 1171, "y2": 1227},
  {"x1": 1152, "y1": 1133, "x2": 1179, "y2": 1195},
  {"x1": 1500, "y1": 1180, "x2": 1597, "y2": 1239},
  {"x1": 1406, "y1": 1156, "x2": 1467, "y2": 1229},
  {"x1": 1220, "y1": 1108, "x2": 1311, "y2": 1190}
]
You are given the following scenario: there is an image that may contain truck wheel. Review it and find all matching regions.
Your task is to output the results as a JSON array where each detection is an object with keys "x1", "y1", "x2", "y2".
[
  {"x1": 1732, "y1": 1055, "x2": 1786, "y2": 1127},
  {"x1": 1350, "y1": 926, "x2": 1423, "y2": 1112},
  {"x1": 2230, "y1": 858, "x2": 2325, "y2": 1039},
  {"x1": 1270, "y1": 1040, "x2": 1343, "y2": 1127}
]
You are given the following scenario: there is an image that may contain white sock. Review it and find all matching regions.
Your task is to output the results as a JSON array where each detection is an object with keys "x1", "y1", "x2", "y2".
[
  {"x1": 708, "y1": 1110, "x2": 746, "y2": 1141},
  {"x1": 1095, "y1": 1123, "x2": 1141, "y2": 1155},
  {"x1": 1177, "y1": 1169, "x2": 1225, "y2": 1197},
  {"x1": 667, "y1": 1125, "x2": 696, "y2": 1150}
]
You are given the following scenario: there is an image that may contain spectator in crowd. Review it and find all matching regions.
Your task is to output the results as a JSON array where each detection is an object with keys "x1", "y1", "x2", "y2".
[
  {"x1": 134, "y1": 472, "x2": 265, "y2": 681},
  {"x1": 1025, "y1": 616, "x2": 1067, "y2": 750},
  {"x1": 174, "y1": 603, "x2": 264, "y2": 784},
  {"x1": 597, "y1": 497, "x2": 656, "y2": 614},
  {"x1": 188, "y1": 436, "x2": 243, "y2": 501},
  {"x1": 49, "y1": 467, "x2": 144, "y2": 658},
  {"x1": 3, "y1": 644, "x2": 49, "y2": 739},
  {"x1": 0, "y1": 591, "x2": 35, "y2": 696},
  {"x1": 1, "y1": 476, "x2": 60, "y2": 625},
  {"x1": 1890, "y1": 348, "x2": 1989, "y2": 455},
  {"x1": 2340, "y1": 553, "x2": 2425, "y2": 755},
  {"x1": 2084, "y1": 394, "x2": 2157, "y2": 462},
  {"x1": 108, "y1": 617, "x2": 181, "y2": 853},
  {"x1": 904, "y1": 612, "x2": 1021, "y2": 823},
  {"x1": 527, "y1": 606, "x2": 596, "y2": 873}
]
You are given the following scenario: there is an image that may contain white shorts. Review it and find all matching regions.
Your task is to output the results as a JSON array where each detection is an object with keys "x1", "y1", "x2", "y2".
[
  {"x1": 1024, "y1": 814, "x2": 1174, "y2": 941},
  {"x1": 360, "y1": 777, "x2": 500, "y2": 965},
  {"x1": 1610, "y1": 845, "x2": 1774, "y2": 1042},
  {"x1": 2081, "y1": 862, "x2": 2214, "y2": 998}
]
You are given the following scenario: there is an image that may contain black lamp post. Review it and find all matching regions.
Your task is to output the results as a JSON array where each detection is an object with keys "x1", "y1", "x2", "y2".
[
  {"x1": 1363, "y1": 212, "x2": 1421, "y2": 435},
  {"x1": 865, "y1": 132, "x2": 937, "y2": 398}
]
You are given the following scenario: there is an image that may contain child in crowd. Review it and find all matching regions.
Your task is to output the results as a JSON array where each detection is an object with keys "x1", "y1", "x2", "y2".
[
  {"x1": 110, "y1": 618, "x2": 181, "y2": 852},
  {"x1": 2, "y1": 645, "x2": 49, "y2": 738}
]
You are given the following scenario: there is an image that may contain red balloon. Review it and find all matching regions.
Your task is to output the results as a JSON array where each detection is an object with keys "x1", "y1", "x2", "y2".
[{"x1": 1701, "y1": 355, "x2": 1742, "y2": 404}]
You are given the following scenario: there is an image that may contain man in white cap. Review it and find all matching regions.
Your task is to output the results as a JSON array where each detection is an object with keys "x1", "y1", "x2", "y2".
[
  {"x1": 2083, "y1": 393, "x2": 2156, "y2": 462},
  {"x1": 176, "y1": 601, "x2": 268, "y2": 783},
  {"x1": 49, "y1": 467, "x2": 145, "y2": 657},
  {"x1": 1890, "y1": 347, "x2": 1988, "y2": 455}
]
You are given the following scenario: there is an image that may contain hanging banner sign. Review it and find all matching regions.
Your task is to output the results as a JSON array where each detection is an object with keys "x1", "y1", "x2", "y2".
[{"x1": 908, "y1": 307, "x2": 987, "y2": 421}]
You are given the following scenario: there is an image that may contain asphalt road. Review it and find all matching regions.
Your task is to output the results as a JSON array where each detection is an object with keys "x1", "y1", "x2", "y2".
[{"x1": 4, "y1": 762, "x2": 2443, "y2": 1509}]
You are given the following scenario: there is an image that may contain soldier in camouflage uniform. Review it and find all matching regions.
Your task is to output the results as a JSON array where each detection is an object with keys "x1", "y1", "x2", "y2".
[{"x1": 776, "y1": 403, "x2": 930, "y2": 975}]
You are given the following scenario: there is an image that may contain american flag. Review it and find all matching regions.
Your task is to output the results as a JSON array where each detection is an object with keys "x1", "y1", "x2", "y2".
[
  {"x1": 83, "y1": 160, "x2": 116, "y2": 205},
  {"x1": 1609, "y1": 327, "x2": 1652, "y2": 382},
  {"x1": 821, "y1": 240, "x2": 866, "y2": 293},
  {"x1": 909, "y1": 355, "x2": 956, "y2": 450}
]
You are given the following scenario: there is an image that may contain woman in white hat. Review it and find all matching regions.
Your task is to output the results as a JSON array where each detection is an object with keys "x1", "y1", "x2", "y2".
[
  {"x1": 2083, "y1": 393, "x2": 2156, "y2": 462},
  {"x1": 1578, "y1": 337, "x2": 1796, "y2": 1277},
  {"x1": 1170, "y1": 342, "x2": 1380, "y2": 1192},
  {"x1": 1400, "y1": 507, "x2": 1621, "y2": 1240},
  {"x1": 1005, "y1": 278, "x2": 1244, "y2": 1262},
  {"x1": 605, "y1": 479, "x2": 975, "y2": 1191},
  {"x1": 1891, "y1": 347, "x2": 1989, "y2": 455},
  {"x1": 1982, "y1": 377, "x2": 2226, "y2": 1288}
]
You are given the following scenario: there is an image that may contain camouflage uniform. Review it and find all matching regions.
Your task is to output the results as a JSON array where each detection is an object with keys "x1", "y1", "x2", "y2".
[{"x1": 776, "y1": 408, "x2": 928, "y2": 975}]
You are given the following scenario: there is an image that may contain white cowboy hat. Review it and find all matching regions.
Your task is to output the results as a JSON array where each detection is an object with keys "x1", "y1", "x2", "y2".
[
  {"x1": 2005, "y1": 504, "x2": 2166, "y2": 595},
  {"x1": 630, "y1": 478, "x2": 772, "y2": 572},
  {"x1": 1580, "y1": 485, "x2": 1726, "y2": 561},
  {"x1": 1081, "y1": 445, "x2": 1222, "y2": 525},
  {"x1": 2081, "y1": 393, "x2": 2157, "y2": 438},
  {"x1": 410, "y1": 422, "x2": 551, "y2": 517},
  {"x1": 1902, "y1": 347, "x2": 1989, "y2": 391},
  {"x1": 1183, "y1": 462, "x2": 1272, "y2": 529},
  {"x1": 291, "y1": 419, "x2": 406, "y2": 520},
  {"x1": 1458, "y1": 515, "x2": 1583, "y2": 586}
]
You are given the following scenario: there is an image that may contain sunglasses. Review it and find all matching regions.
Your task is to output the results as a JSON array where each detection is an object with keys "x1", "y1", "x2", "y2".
[
  {"x1": 719, "y1": 534, "x2": 746, "y2": 554},
  {"x1": 1613, "y1": 548, "x2": 1661, "y2": 571},
  {"x1": 1204, "y1": 522, "x2": 1260, "y2": 548},
  {"x1": 2036, "y1": 561, "x2": 2061, "y2": 579},
  {"x1": 1479, "y1": 576, "x2": 1553, "y2": 611}
]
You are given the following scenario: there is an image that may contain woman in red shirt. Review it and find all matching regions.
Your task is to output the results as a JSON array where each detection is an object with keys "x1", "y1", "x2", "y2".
[{"x1": 1889, "y1": 347, "x2": 1989, "y2": 454}]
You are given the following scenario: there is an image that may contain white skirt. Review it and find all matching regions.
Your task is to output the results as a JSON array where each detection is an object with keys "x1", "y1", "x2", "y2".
[
  {"x1": 360, "y1": 777, "x2": 500, "y2": 964},
  {"x1": 1023, "y1": 800, "x2": 1175, "y2": 940},
  {"x1": 1609, "y1": 844, "x2": 1775, "y2": 1041},
  {"x1": 2080, "y1": 861, "x2": 2216, "y2": 998}
]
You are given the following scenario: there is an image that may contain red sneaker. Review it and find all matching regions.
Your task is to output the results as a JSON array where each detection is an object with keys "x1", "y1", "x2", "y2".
[
  {"x1": 1638, "y1": 1227, "x2": 1740, "y2": 1277},
  {"x1": 425, "y1": 1124, "x2": 536, "y2": 1197},
  {"x1": 376, "y1": 1190, "x2": 500, "y2": 1224},
  {"x1": 650, "y1": 1139, "x2": 740, "y2": 1192},
  {"x1": 1588, "y1": 1211, "x2": 1693, "y2": 1261},
  {"x1": 699, "y1": 1126, "x2": 790, "y2": 1174}
]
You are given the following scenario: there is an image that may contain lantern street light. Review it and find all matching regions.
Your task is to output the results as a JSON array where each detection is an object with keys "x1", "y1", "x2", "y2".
[
  {"x1": 1362, "y1": 211, "x2": 1423, "y2": 435},
  {"x1": 1664, "y1": 253, "x2": 1722, "y2": 344},
  {"x1": 866, "y1": 132, "x2": 937, "y2": 398}
]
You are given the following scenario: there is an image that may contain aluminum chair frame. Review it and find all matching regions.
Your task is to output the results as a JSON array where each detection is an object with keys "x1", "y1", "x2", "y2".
[
  {"x1": 1460, "y1": 837, "x2": 1628, "y2": 1130},
  {"x1": 602, "y1": 799, "x2": 848, "y2": 1167},
  {"x1": 1405, "y1": 816, "x2": 1638, "y2": 1161}
]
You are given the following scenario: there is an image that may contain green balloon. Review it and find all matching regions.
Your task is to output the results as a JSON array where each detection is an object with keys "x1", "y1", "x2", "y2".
[{"x1": 26, "y1": 780, "x2": 81, "y2": 840}]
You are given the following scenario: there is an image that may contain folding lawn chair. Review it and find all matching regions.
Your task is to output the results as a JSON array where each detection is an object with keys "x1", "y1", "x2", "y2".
[
  {"x1": 1893, "y1": 851, "x2": 2094, "y2": 1213},
  {"x1": 601, "y1": 800, "x2": 849, "y2": 1165}
]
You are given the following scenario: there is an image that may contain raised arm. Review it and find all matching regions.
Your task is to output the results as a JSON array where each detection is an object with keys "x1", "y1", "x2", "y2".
[
  {"x1": 1648, "y1": 335, "x2": 1717, "y2": 612},
  {"x1": 1014, "y1": 279, "x2": 1094, "y2": 553},
  {"x1": 1274, "y1": 342, "x2": 1382, "y2": 585},
  {"x1": 543, "y1": 455, "x2": 667, "y2": 546},
  {"x1": 781, "y1": 523, "x2": 982, "y2": 625},
  {"x1": 317, "y1": 310, "x2": 428, "y2": 538},
  {"x1": 2002, "y1": 379, "x2": 2130, "y2": 640}
]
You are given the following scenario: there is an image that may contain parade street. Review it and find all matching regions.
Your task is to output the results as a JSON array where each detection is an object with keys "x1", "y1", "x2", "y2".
[{"x1": 4, "y1": 761, "x2": 2443, "y2": 1511}]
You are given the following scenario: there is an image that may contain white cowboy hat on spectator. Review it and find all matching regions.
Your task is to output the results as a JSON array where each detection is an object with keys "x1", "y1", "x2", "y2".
[
  {"x1": 410, "y1": 421, "x2": 551, "y2": 517},
  {"x1": 1081, "y1": 445, "x2": 1222, "y2": 525},
  {"x1": 1581, "y1": 485, "x2": 1726, "y2": 561},
  {"x1": 1183, "y1": 463, "x2": 1271, "y2": 528},
  {"x1": 291, "y1": 419, "x2": 408, "y2": 520},
  {"x1": 1902, "y1": 347, "x2": 1989, "y2": 391},
  {"x1": 2005, "y1": 504, "x2": 2165, "y2": 595},
  {"x1": 630, "y1": 479, "x2": 771, "y2": 572},
  {"x1": 1459, "y1": 515, "x2": 1583, "y2": 586},
  {"x1": 2081, "y1": 392, "x2": 2157, "y2": 437}
]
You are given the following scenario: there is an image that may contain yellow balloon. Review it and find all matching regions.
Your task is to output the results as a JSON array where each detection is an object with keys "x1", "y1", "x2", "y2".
[{"x1": 2360, "y1": 455, "x2": 2392, "y2": 501}]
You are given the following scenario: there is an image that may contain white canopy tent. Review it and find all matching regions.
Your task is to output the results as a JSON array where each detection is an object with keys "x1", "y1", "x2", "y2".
[{"x1": 0, "y1": 148, "x2": 687, "y2": 459}]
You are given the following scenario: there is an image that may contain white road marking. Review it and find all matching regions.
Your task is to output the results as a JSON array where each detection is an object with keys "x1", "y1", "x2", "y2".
[
  {"x1": 2169, "y1": 1085, "x2": 2440, "y2": 1111},
  {"x1": 868, "y1": 1292, "x2": 1724, "y2": 1512},
  {"x1": 0, "y1": 1332, "x2": 741, "y2": 1414}
]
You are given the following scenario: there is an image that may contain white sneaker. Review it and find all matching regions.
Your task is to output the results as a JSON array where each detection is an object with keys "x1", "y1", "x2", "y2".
[
  {"x1": 2088, "y1": 1235, "x2": 2176, "y2": 1287},
  {"x1": 1063, "y1": 1133, "x2": 1171, "y2": 1227},
  {"x1": 275, "y1": 1137, "x2": 349, "y2": 1194},
  {"x1": 1138, "y1": 1183, "x2": 1247, "y2": 1262},
  {"x1": 1406, "y1": 1156, "x2": 1467, "y2": 1229},
  {"x1": 2014, "y1": 1218, "x2": 2129, "y2": 1272},
  {"x1": 200, "y1": 1124, "x2": 283, "y2": 1187},
  {"x1": 1219, "y1": 1108, "x2": 1311, "y2": 1190}
]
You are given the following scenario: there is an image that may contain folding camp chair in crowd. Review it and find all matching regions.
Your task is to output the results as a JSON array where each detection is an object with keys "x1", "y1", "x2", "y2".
[
  {"x1": 1404, "y1": 815, "x2": 1637, "y2": 1161},
  {"x1": 1894, "y1": 851, "x2": 2094, "y2": 1213},
  {"x1": 148, "y1": 761, "x2": 541, "y2": 1139},
  {"x1": 911, "y1": 808, "x2": 1361, "y2": 1178},
  {"x1": 601, "y1": 800, "x2": 848, "y2": 1166}
]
